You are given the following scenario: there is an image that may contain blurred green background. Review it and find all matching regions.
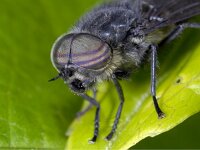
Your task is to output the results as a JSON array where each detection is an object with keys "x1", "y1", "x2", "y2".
[{"x1": 0, "y1": 0, "x2": 200, "y2": 149}]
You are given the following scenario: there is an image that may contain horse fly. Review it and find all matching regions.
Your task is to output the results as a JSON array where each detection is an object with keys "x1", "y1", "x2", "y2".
[{"x1": 49, "y1": 0, "x2": 200, "y2": 143}]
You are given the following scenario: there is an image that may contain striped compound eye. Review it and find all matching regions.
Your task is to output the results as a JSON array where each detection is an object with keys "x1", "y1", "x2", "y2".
[
  {"x1": 51, "y1": 33, "x2": 112, "y2": 72},
  {"x1": 51, "y1": 33, "x2": 74, "y2": 71},
  {"x1": 70, "y1": 34, "x2": 112, "y2": 70}
]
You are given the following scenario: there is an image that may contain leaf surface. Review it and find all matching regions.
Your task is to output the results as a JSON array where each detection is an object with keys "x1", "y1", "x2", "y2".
[{"x1": 0, "y1": 0, "x2": 95, "y2": 148}]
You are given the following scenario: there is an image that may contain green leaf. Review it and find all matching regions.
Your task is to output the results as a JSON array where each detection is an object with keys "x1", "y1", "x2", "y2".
[
  {"x1": 0, "y1": 0, "x2": 95, "y2": 149},
  {"x1": 66, "y1": 21, "x2": 200, "y2": 149}
]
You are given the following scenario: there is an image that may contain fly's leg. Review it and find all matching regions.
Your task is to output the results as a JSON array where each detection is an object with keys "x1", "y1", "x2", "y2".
[
  {"x1": 76, "y1": 89, "x2": 97, "y2": 118},
  {"x1": 150, "y1": 44, "x2": 165, "y2": 119},
  {"x1": 76, "y1": 103, "x2": 93, "y2": 118},
  {"x1": 80, "y1": 93, "x2": 100, "y2": 143},
  {"x1": 74, "y1": 22, "x2": 200, "y2": 141},
  {"x1": 160, "y1": 23, "x2": 200, "y2": 46},
  {"x1": 105, "y1": 75, "x2": 125, "y2": 141},
  {"x1": 153, "y1": 23, "x2": 200, "y2": 117}
]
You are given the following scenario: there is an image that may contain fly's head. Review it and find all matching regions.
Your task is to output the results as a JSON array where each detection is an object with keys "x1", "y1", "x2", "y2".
[{"x1": 50, "y1": 33, "x2": 114, "y2": 94}]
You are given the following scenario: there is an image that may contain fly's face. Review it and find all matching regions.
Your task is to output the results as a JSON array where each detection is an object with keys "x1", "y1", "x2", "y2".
[{"x1": 50, "y1": 33, "x2": 113, "y2": 94}]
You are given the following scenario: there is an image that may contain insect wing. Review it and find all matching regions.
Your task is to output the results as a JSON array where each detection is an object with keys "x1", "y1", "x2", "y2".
[{"x1": 141, "y1": 0, "x2": 200, "y2": 33}]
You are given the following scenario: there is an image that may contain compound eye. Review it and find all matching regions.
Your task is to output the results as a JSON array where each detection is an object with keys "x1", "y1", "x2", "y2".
[
  {"x1": 51, "y1": 34, "x2": 74, "y2": 71},
  {"x1": 71, "y1": 34, "x2": 112, "y2": 70},
  {"x1": 70, "y1": 79, "x2": 85, "y2": 93}
]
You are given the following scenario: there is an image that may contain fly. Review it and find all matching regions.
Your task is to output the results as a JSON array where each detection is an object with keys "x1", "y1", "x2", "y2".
[{"x1": 49, "y1": 0, "x2": 200, "y2": 143}]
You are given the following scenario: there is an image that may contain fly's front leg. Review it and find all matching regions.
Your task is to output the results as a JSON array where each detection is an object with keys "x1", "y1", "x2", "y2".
[
  {"x1": 80, "y1": 93, "x2": 100, "y2": 143},
  {"x1": 76, "y1": 103, "x2": 93, "y2": 118},
  {"x1": 160, "y1": 23, "x2": 200, "y2": 46},
  {"x1": 76, "y1": 89, "x2": 97, "y2": 118},
  {"x1": 150, "y1": 44, "x2": 165, "y2": 119},
  {"x1": 105, "y1": 75, "x2": 125, "y2": 141}
]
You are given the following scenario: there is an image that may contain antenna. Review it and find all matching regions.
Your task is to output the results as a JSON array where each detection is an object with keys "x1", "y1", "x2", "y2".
[{"x1": 48, "y1": 73, "x2": 62, "y2": 82}]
